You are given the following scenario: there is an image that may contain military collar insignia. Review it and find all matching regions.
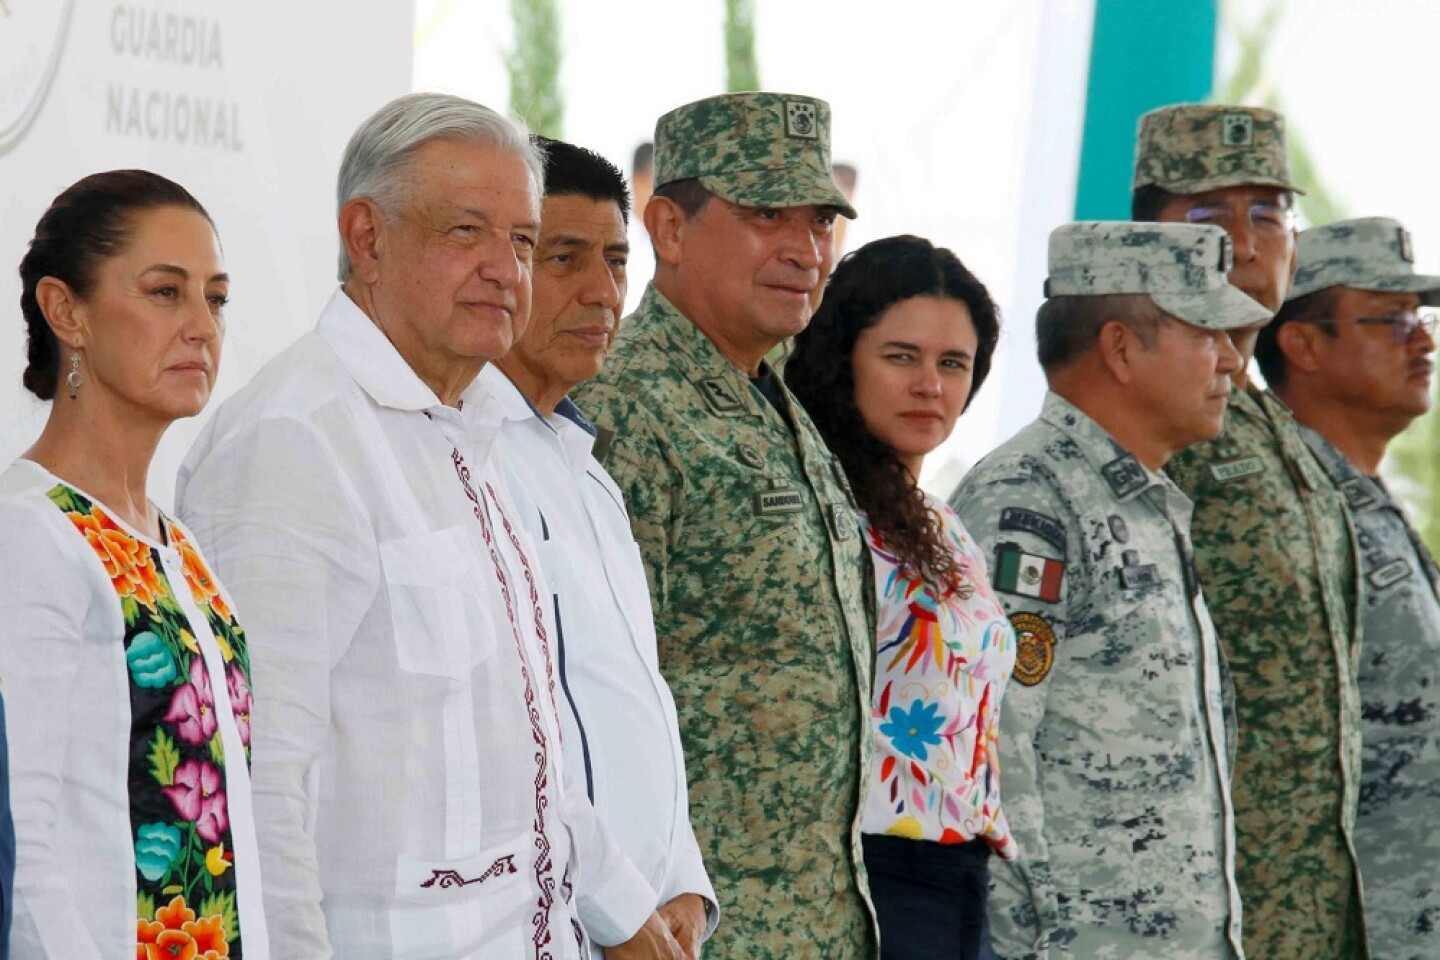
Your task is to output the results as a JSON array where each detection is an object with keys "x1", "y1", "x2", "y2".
[
  {"x1": 697, "y1": 376, "x2": 746, "y2": 417},
  {"x1": 1101, "y1": 455, "x2": 1148, "y2": 500}
]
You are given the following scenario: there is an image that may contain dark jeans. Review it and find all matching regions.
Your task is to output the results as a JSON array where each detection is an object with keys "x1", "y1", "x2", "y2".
[{"x1": 863, "y1": 833, "x2": 995, "y2": 960}]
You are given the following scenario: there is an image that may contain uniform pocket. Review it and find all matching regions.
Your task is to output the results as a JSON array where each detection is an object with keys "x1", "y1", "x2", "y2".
[{"x1": 380, "y1": 525, "x2": 496, "y2": 680}]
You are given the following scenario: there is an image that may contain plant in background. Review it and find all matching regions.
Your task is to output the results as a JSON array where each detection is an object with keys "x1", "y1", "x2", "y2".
[
  {"x1": 724, "y1": 0, "x2": 760, "y2": 92},
  {"x1": 508, "y1": 0, "x2": 563, "y2": 138},
  {"x1": 1221, "y1": 0, "x2": 1439, "y2": 549}
]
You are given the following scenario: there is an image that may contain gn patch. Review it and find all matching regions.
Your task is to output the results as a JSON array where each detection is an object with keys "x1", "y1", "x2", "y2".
[{"x1": 1009, "y1": 612, "x2": 1056, "y2": 687}]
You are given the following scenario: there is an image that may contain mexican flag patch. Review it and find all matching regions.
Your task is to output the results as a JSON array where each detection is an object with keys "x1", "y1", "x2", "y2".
[{"x1": 993, "y1": 542, "x2": 1064, "y2": 603}]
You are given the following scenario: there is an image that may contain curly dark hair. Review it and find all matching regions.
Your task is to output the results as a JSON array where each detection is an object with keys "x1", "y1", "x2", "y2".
[
  {"x1": 19, "y1": 169, "x2": 212, "y2": 400},
  {"x1": 786, "y1": 235, "x2": 1000, "y2": 593}
]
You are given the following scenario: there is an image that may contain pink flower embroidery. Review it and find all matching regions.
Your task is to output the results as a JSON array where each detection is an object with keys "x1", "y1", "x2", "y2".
[
  {"x1": 227, "y1": 665, "x2": 252, "y2": 747},
  {"x1": 163, "y1": 759, "x2": 229, "y2": 844},
  {"x1": 164, "y1": 661, "x2": 216, "y2": 746}
]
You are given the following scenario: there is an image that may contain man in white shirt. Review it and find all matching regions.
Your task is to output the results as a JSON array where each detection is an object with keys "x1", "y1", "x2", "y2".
[
  {"x1": 484, "y1": 136, "x2": 717, "y2": 959},
  {"x1": 177, "y1": 93, "x2": 675, "y2": 959}
]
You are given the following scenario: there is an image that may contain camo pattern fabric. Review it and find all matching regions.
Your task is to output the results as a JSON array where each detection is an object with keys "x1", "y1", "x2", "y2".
[
  {"x1": 572, "y1": 285, "x2": 878, "y2": 959},
  {"x1": 949, "y1": 391, "x2": 1243, "y2": 960},
  {"x1": 1301, "y1": 424, "x2": 1440, "y2": 960},
  {"x1": 652, "y1": 92, "x2": 855, "y2": 217},
  {"x1": 1133, "y1": 103, "x2": 1302, "y2": 195},
  {"x1": 1165, "y1": 386, "x2": 1367, "y2": 959},
  {"x1": 1289, "y1": 216, "x2": 1440, "y2": 303}
]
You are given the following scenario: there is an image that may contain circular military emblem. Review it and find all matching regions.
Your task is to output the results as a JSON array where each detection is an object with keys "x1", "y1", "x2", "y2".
[
  {"x1": 0, "y1": 0, "x2": 75, "y2": 157},
  {"x1": 1009, "y1": 612, "x2": 1056, "y2": 687},
  {"x1": 736, "y1": 443, "x2": 766, "y2": 469}
]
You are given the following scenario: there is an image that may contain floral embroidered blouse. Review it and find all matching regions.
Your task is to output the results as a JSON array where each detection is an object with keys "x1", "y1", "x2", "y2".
[
  {"x1": 0, "y1": 460, "x2": 267, "y2": 957},
  {"x1": 861, "y1": 492, "x2": 1019, "y2": 857}
]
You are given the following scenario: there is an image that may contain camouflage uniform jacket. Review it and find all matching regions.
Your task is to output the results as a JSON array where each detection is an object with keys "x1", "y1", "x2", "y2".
[
  {"x1": 572, "y1": 285, "x2": 878, "y2": 959},
  {"x1": 1300, "y1": 424, "x2": 1440, "y2": 960},
  {"x1": 1165, "y1": 386, "x2": 1367, "y2": 959},
  {"x1": 950, "y1": 392, "x2": 1244, "y2": 960}
]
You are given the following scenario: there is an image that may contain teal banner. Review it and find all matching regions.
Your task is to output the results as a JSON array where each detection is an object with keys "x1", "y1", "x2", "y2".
[{"x1": 1074, "y1": 0, "x2": 1218, "y2": 219}]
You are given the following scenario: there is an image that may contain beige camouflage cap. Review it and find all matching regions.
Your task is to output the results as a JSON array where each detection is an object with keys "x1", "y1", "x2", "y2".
[
  {"x1": 1133, "y1": 103, "x2": 1304, "y2": 196},
  {"x1": 1288, "y1": 217, "x2": 1440, "y2": 304},
  {"x1": 1046, "y1": 221, "x2": 1273, "y2": 330},
  {"x1": 653, "y1": 92, "x2": 857, "y2": 218}
]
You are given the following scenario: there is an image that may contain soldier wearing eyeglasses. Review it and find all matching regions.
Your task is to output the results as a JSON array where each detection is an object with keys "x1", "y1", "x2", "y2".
[
  {"x1": 1132, "y1": 104, "x2": 1369, "y2": 960},
  {"x1": 1254, "y1": 218, "x2": 1440, "y2": 959}
]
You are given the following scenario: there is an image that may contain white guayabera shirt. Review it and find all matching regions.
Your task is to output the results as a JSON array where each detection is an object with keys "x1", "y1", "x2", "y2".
[
  {"x1": 177, "y1": 289, "x2": 653, "y2": 960},
  {"x1": 481, "y1": 365, "x2": 719, "y2": 956}
]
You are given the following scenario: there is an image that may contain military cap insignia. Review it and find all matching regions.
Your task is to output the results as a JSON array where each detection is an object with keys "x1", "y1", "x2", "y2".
[
  {"x1": 1399, "y1": 226, "x2": 1415, "y2": 263},
  {"x1": 993, "y1": 542, "x2": 1063, "y2": 603},
  {"x1": 998, "y1": 507, "x2": 1067, "y2": 552},
  {"x1": 1009, "y1": 612, "x2": 1056, "y2": 687},
  {"x1": 1101, "y1": 455, "x2": 1147, "y2": 499},
  {"x1": 785, "y1": 100, "x2": 818, "y2": 139},
  {"x1": 697, "y1": 377, "x2": 744, "y2": 416},
  {"x1": 1221, "y1": 112, "x2": 1254, "y2": 147}
]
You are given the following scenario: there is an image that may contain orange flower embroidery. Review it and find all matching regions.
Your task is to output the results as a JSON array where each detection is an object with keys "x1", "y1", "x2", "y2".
[
  {"x1": 172, "y1": 526, "x2": 233, "y2": 623},
  {"x1": 65, "y1": 506, "x2": 161, "y2": 609},
  {"x1": 138, "y1": 896, "x2": 229, "y2": 959}
]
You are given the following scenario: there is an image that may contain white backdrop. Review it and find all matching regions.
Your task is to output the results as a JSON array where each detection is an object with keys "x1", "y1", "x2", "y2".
[{"x1": 0, "y1": 0, "x2": 413, "y2": 506}]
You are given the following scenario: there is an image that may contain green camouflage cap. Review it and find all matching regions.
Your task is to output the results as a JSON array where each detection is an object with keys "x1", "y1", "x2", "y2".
[
  {"x1": 653, "y1": 92, "x2": 857, "y2": 218},
  {"x1": 1046, "y1": 221, "x2": 1273, "y2": 330},
  {"x1": 1288, "y1": 216, "x2": 1440, "y2": 304},
  {"x1": 1133, "y1": 103, "x2": 1305, "y2": 196}
]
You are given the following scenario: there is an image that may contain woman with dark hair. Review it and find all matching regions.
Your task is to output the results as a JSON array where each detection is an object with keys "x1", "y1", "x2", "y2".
[
  {"x1": 787, "y1": 235, "x2": 1016, "y2": 960},
  {"x1": 0, "y1": 171, "x2": 268, "y2": 956}
]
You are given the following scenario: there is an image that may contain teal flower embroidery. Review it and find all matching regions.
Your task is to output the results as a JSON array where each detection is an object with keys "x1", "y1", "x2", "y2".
[
  {"x1": 134, "y1": 822, "x2": 182, "y2": 881},
  {"x1": 127, "y1": 631, "x2": 176, "y2": 689},
  {"x1": 880, "y1": 699, "x2": 945, "y2": 761}
]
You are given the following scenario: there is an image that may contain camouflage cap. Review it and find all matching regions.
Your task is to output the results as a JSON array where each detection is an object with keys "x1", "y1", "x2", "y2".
[
  {"x1": 1133, "y1": 103, "x2": 1305, "y2": 196},
  {"x1": 653, "y1": 92, "x2": 857, "y2": 218},
  {"x1": 1046, "y1": 221, "x2": 1273, "y2": 330},
  {"x1": 1288, "y1": 217, "x2": 1440, "y2": 304}
]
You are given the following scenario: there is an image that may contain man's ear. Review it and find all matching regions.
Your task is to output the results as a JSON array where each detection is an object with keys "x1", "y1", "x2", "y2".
[
  {"x1": 34, "y1": 277, "x2": 86, "y2": 351},
  {"x1": 1275, "y1": 320, "x2": 1324, "y2": 377},
  {"x1": 1096, "y1": 318, "x2": 1140, "y2": 385},
  {"x1": 339, "y1": 197, "x2": 387, "y2": 285},
  {"x1": 645, "y1": 195, "x2": 689, "y2": 269}
]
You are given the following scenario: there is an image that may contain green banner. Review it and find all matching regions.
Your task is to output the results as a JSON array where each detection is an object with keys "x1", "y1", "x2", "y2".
[{"x1": 1074, "y1": 0, "x2": 1218, "y2": 219}]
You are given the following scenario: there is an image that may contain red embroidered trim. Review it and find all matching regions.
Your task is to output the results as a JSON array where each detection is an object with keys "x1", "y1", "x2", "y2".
[{"x1": 451, "y1": 449, "x2": 556, "y2": 959}]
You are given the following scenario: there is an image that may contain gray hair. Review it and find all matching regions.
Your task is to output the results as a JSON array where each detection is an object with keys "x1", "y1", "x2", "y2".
[{"x1": 335, "y1": 92, "x2": 545, "y2": 281}]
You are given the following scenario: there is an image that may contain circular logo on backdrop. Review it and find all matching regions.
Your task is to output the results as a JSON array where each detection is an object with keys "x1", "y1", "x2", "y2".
[{"x1": 0, "y1": 0, "x2": 76, "y2": 157}]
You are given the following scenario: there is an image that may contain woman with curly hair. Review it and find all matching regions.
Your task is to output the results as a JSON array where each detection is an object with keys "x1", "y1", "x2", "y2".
[{"x1": 787, "y1": 235, "x2": 1016, "y2": 960}]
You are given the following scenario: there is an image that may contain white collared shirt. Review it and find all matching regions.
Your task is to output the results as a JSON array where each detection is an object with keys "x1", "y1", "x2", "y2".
[
  {"x1": 176, "y1": 289, "x2": 653, "y2": 959},
  {"x1": 0, "y1": 460, "x2": 268, "y2": 957},
  {"x1": 480, "y1": 366, "x2": 718, "y2": 949}
]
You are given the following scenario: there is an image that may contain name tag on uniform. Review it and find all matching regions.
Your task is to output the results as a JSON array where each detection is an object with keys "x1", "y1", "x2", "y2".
[
  {"x1": 1368, "y1": 558, "x2": 1413, "y2": 591},
  {"x1": 755, "y1": 486, "x2": 804, "y2": 516},
  {"x1": 1210, "y1": 456, "x2": 1264, "y2": 482}
]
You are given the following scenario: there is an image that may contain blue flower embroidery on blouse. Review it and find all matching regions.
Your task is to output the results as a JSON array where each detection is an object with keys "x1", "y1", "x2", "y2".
[{"x1": 880, "y1": 699, "x2": 945, "y2": 760}]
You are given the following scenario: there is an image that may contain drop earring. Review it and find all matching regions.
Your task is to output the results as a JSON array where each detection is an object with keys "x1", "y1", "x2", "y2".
[{"x1": 66, "y1": 351, "x2": 83, "y2": 399}]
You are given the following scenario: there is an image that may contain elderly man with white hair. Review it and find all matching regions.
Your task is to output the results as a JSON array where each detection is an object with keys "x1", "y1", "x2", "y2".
[{"x1": 178, "y1": 93, "x2": 672, "y2": 959}]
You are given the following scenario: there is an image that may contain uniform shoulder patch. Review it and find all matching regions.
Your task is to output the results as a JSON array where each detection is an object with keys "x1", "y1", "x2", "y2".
[
  {"x1": 1009, "y1": 612, "x2": 1056, "y2": 687},
  {"x1": 999, "y1": 507, "x2": 1066, "y2": 552},
  {"x1": 696, "y1": 377, "x2": 744, "y2": 416},
  {"x1": 993, "y1": 542, "x2": 1064, "y2": 603}
]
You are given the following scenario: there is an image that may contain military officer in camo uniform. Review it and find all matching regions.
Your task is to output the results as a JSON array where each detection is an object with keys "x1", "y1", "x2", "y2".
[
  {"x1": 1131, "y1": 104, "x2": 1369, "y2": 959},
  {"x1": 951, "y1": 221, "x2": 1262, "y2": 959},
  {"x1": 1254, "y1": 217, "x2": 1440, "y2": 959},
  {"x1": 572, "y1": 92, "x2": 877, "y2": 958}
]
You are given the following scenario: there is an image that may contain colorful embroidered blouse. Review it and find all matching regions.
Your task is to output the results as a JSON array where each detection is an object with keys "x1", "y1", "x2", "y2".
[
  {"x1": 861, "y1": 493, "x2": 1018, "y2": 856},
  {"x1": 0, "y1": 461, "x2": 267, "y2": 957}
]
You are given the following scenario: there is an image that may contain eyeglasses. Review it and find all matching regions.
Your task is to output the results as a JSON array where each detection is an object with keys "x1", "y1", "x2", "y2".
[
  {"x1": 1183, "y1": 202, "x2": 1294, "y2": 237},
  {"x1": 1309, "y1": 308, "x2": 1439, "y2": 344}
]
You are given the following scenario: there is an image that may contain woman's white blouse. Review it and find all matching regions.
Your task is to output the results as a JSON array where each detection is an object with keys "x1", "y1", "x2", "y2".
[{"x1": 0, "y1": 459, "x2": 268, "y2": 958}]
